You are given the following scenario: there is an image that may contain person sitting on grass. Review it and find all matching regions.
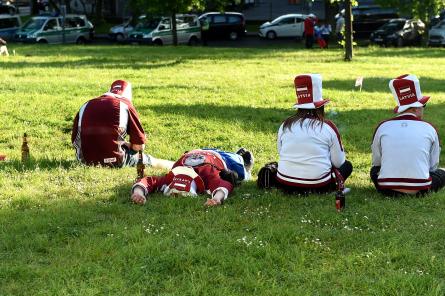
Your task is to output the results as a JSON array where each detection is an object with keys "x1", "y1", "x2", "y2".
[
  {"x1": 131, "y1": 148, "x2": 254, "y2": 207},
  {"x1": 257, "y1": 74, "x2": 353, "y2": 194},
  {"x1": 71, "y1": 80, "x2": 173, "y2": 170},
  {"x1": 371, "y1": 74, "x2": 445, "y2": 196}
]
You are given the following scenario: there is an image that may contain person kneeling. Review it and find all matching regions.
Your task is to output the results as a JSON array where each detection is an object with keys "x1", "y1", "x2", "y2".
[
  {"x1": 131, "y1": 148, "x2": 253, "y2": 206},
  {"x1": 257, "y1": 74, "x2": 353, "y2": 194}
]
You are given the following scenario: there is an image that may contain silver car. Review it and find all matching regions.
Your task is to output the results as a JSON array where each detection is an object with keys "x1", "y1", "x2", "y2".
[
  {"x1": 428, "y1": 20, "x2": 445, "y2": 46},
  {"x1": 109, "y1": 18, "x2": 133, "y2": 42}
]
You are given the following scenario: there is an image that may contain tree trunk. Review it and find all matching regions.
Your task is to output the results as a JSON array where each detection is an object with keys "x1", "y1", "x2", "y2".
[
  {"x1": 172, "y1": 12, "x2": 178, "y2": 46},
  {"x1": 344, "y1": 0, "x2": 353, "y2": 61},
  {"x1": 96, "y1": 0, "x2": 103, "y2": 23},
  {"x1": 324, "y1": 0, "x2": 338, "y2": 26},
  {"x1": 31, "y1": 0, "x2": 39, "y2": 15}
]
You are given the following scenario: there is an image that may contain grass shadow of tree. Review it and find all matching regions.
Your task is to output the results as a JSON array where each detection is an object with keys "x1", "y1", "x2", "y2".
[
  {"x1": 0, "y1": 158, "x2": 77, "y2": 172},
  {"x1": 322, "y1": 77, "x2": 445, "y2": 93},
  {"x1": 147, "y1": 102, "x2": 445, "y2": 157}
]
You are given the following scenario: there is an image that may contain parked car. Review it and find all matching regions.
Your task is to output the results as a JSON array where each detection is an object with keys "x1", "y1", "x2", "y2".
[
  {"x1": 369, "y1": 18, "x2": 425, "y2": 47},
  {"x1": 109, "y1": 17, "x2": 133, "y2": 42},
  {"x1": 0, "y1": 3, "x2": 17, "y2": 14},
  {"x1": 127, "y1": 14, "x2": 200, "y2": 45},
  {"x1": 428, "y1": 19, "x2": 445, "y2": 46},
  {"x1": 258, "y1": 14, "x2": 307, "y2": 40},
  {"x1": 198, "y1": 12, "x2": 246, "y2": 40},
  {"x1": 429, "y1": 10, "x2": 445, "y2": 28},
  {"x1": 15, "y1": 14, "x2": 94, "y2": 44},
  {"x1": 353, "y1": 5, "x2": 399, "y2": 38},
  {"x1": 0, "y1": 14, "x2": 20, "y2": 41}
]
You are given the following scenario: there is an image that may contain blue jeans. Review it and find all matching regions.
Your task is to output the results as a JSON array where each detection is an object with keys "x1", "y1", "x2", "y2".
[{"x1": 121, "y1": 145, "x2": 151, "y2": 167}]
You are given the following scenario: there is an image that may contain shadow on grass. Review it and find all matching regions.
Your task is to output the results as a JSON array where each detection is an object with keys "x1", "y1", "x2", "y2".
[
  {"x1": 275, "y1": 77, "x2": 445, "y2": 93},
  {"x1": 0, "y1": 57, "x2": 185, "y2": 70},
  {"x1": 147, "y1": 102, "x2": 445, "y2": 156},
  {"x1": 0, "y1": 158, "x2": 77, "y2": 171},
  {"x1": 360, "y1": 47, "x2": 445, "y2": 59},
  {"x1": 145, "y1": 103, "x2": 288, "y2": 134}
]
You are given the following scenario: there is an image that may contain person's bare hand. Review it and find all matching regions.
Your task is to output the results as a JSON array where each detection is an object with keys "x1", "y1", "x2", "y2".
[
  {"x1": 132, "y1": 193, "x2": 146, "y2": 205},
  {"x1": 204, "y1": 198, "x2": 221, "y2": 207}
]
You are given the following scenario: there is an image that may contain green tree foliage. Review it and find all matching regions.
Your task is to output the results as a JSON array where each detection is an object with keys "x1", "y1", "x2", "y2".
[
  {"x1": 375, "y1": 0, "x2": 445, "y2": 24},
  {"x1": 128, "y1": 0, "x2": 201, "y2": 45},
  {"x1": 128, "y1": 0, "x2": 232, "y2": 45}
]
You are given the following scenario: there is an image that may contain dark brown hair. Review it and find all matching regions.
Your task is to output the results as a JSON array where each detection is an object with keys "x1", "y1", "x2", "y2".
[{"x1": 282, "y1": 106, "x2": 325, "y2": 131}]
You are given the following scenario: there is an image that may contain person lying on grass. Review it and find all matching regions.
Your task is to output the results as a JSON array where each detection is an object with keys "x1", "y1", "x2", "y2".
[
  {"x1": 370, "y1": 74, "x2": 445, "y2": 196},
  {"x1": 131, "y1": 148, "x2": 254, "y2": 207},
  {"x1": 257, "y1": 74, "x2": 353, "y2": 194},
  {"x1": 72, "y1": 80, "x2": 173, "y2": 170}
]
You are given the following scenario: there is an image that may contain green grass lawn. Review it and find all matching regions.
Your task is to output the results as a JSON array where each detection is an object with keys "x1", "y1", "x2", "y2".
[{"x1": 1, "y1": 44, "x2": 445, "y2": 295}]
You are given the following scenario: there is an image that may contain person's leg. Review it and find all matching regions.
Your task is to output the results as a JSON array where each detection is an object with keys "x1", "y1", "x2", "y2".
[
  {"x1": 370, "y1": 166, "x2": 405, "y2": 197},
  {"x1": 305, "y1": 35, "x2": 310, "y2": 48},
  {"x1": 370, "y1": 166, "x2": 380, "y2": 189},
  {"x1": 122, "y1": 146, "x2": 174, "y2": 169},
  {"x1": 0, "y1": 46, "x2": 8, "y2": 56},
  {"x1": 310, "y1": 35, "x2": 314, "y2": 48},
  {"x1": 150, "y1": 156, "x2": 175, "y2": 170},
  {"x1": 323, "y1": 35, "x2": 329, "y2": 48},
  {"x1": 277, "y1": 182, "x2": 309, "y2": 195},
  {"x1": 429, "y1": 169, "x2": 445, "y2": 192},
  {"x1": 338, "y1": 160, "x2": 353, "y2": 181}
]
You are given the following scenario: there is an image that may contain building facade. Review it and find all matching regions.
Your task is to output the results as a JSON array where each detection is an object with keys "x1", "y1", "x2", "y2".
[{"x1": 242, "y1": 0, "x2": 326, "y2": 21}]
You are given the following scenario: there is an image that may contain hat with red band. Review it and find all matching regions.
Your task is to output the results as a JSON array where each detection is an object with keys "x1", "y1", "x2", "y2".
[
  {"x1": 164, "y1": 166, "x2": 205, "y2": 197},
  {"x1": 109, "y1": 80, "x2": 132, "y2": 101},
  {"x1": 293, "y1": 74, "x2": 330, "y2": 109},
  {"x1": 389, "y1": 74, "x2": 430, "y2": 113}
]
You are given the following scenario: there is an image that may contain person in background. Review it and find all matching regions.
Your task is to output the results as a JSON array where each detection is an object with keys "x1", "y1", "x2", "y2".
[
  {"x1": 371, "y1": 74, "x2": 445, "y2": 196},
  {"x1": 314, "y1": 23, "x2": 326, "y2": 49},
  {"x1": 0, "y1": 38, "x2": 9, "y2": 56},
  {"x1": 200, "y1": 16, "x2": 210, "y2": 46},
  {"x1": 335, "y1": 10, "x2": 345, "y2": 43},
  {"x1": 320, "y1": 22, "x2": 332, "y2": 48},
  {"x1": 131, "y1": 148, "x2": 254, "y2": 207},
  {"x1": 304, "y1": 14, "x2": 317, "y2": 49},
  {"x1": 257, "y1": 74, "x2": 353, "y2": 194},
  {"x1": 71, "y1": 80, "x2": 173, "y2": 169}
]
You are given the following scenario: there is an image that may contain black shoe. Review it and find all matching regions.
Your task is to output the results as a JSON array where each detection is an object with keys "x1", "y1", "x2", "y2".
[{"x1": 236, "y1": 148, "x2": 254, "y2": 172}]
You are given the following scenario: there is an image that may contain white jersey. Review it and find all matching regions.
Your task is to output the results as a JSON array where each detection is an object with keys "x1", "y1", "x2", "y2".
[
  {"x1": 277, "y1": 119, "x2": 345, "y2": 187},
  {"x1": 371, "y1": 113, "x2": 441, "y2": 191}
]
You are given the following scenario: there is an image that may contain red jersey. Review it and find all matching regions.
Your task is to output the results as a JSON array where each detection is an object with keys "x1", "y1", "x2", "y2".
[
  {"x1": 133, "y1": 150, "x2": 233, "y2": 198},
  {"x1": 304, "y1": 17, "x2": 317, "y2": 36},
  {"x1": 72, "y1": 94, "x2": 146, "y2": 166}
]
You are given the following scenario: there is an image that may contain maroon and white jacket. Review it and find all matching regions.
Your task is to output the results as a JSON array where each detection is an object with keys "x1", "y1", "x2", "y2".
[
  {"x1": 371, "y1": 113, "x2": 441, "y2": 191},
  {"x1": 71, "y1": 94, "x2": 146, "y2": 166},
  {"x1": 132, "y1": 149, "x2": 233, "y2": 200},
  {"x1": 276, "y1": 119, "x2": 345, "y2": 187}
]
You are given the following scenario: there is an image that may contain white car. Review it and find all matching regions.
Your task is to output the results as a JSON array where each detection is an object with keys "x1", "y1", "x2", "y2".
[
  {"x1": 259, "y1": 14, "x2": 308, "y2": 39},
  {"x1": 428, "y1": 20, "x2": 445, "y2": 46},
  {"x1": 109, "y1": 18, "x2": 133, "y2": 42}
]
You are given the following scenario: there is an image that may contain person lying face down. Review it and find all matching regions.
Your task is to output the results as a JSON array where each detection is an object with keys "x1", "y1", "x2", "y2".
[{"x1": 131, "y1": 148, "x2": 254, "y2": 207}]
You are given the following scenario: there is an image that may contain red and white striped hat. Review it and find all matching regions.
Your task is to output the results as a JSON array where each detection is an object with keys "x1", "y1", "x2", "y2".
[
  {"x1": 389, "y1": 74, "x2": 430, "y2": 113},
  {"x1": 164, "y1": 166, "x2": 205, "y2": 197},
  {"x1": 293, "y1": 74, "x2": 329, "y2": 109},
  {"x1": 109, "y1": 80, "x2": 132, "y2": 101}
]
